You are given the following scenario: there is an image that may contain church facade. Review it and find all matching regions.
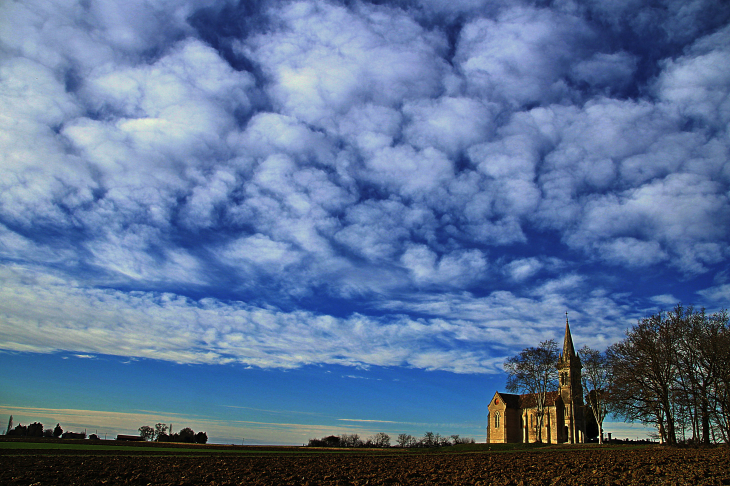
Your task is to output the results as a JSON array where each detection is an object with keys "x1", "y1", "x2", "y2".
[{"x1": 486, "y1": 320, "x2": 587, "y2": 444}]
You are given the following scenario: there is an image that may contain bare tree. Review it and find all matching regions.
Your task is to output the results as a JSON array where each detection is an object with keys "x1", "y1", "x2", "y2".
[
  {"x1": 708, "y1": 310, "x2": 730, "y2": 443},
  {"x1": 578, "y1": 346, "x2": 611, "y2": 444},
  {"x1": 396, "y1": 433, "x2": 415, "y2": 448},
  {"x1": 421, "y1": 431, "x2": 436, "y2": 447},
  {"x1": 607, "y1": 311, "x2": 679, "y2": 445},
  {"x1": 672, "y1": 305, "x2": 716, "y2": 443},
  {"x1": 339, "y1": 433, "x2": 361, "y2": 447},
  {"x1": 370, "y1": 432, "x2": 390, "y2": 448},
  {"x1": 504, "y1": 339, "x2": 559, "y2": 442},
  {"x1": 138, "y1": 425, "x2": 154, "y2": 441},
  {"x1": 154, "y1": 423, "x2": 168, "y2": 441}
]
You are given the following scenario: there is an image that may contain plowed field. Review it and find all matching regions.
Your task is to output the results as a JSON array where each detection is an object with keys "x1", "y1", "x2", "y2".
[{"x1": 1, "y1": 445, "x2": 728, "y2": 485}]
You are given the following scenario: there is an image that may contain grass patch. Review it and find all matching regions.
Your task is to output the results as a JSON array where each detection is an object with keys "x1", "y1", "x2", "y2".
[
  {"x1": 0, "y1": 441, "x2": 399, "y2": 455},
  {"x1": 0, "y1": 442, "x2": 240, "y2": 453},
  {"x1": 0, "y1": 438, "x2": 659, "y2": 456},
  {"x1": 436, "y1": 442, "x2": 550, "y2": 453}
]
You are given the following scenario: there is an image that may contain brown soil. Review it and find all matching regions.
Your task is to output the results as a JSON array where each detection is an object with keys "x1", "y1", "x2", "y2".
[{"x1": 1, "y1": 446, "x2": 728, "y2": 485}]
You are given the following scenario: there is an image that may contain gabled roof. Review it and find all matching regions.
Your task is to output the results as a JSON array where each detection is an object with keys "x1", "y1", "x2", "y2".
[
  {"x1": 493, "y1": 392, "x2": 521, "y2": 409},
  {"x1": 518, "y1": 390, "x2": 562, "y2": 409},
  {"x1": 492, "y1": 390, "x2": 562, "y2": 410}
]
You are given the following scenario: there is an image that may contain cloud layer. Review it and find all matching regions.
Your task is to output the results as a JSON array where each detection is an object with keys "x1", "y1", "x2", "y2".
[{"x1": 1, "y1": 0, "x2": 729, "y2": 372}]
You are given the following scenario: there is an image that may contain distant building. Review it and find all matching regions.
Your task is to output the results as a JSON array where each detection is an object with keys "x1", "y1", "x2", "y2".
[
  {"x1": 116, "y1": 434, "x2": 144, "y2": 441},
  {"x1": 487, "y1": 319, "x2": 586, "y2": 444}
]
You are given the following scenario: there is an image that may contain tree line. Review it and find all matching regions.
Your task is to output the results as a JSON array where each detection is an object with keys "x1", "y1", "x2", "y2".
[
  {"x1": 3, "y1": 416, "x2": 208, "y2": 444},
  {"x1": 138, "y1": 423, "x2": 208, "y2": 444},
  {"x1": 307, "y1": 432, "x2": 475, "y2": 448},
  {"x1": 504, "y1": 304, "x2": 729, "y2": 445},
  {"x1": 4, "y1": 418, "x2": 89, "y2": 439}
]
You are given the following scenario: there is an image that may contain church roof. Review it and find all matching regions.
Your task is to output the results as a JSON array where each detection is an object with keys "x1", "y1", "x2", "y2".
[
  {"x1": 495, "y1": 391, "x2": 562, "y2": 409},
  {"x1": 518, "y1": 390, "x2": 562, "y2": 409},
  {"x1": 495, "y1": 392, "x2": 521, "y2": 409}
]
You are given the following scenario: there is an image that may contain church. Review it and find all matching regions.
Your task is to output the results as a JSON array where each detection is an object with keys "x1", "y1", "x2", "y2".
[{"x1": 486, "y1": 319, "x2": 587, "y2": 444}]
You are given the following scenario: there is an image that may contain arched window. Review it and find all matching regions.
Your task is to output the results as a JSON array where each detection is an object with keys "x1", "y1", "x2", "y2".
[{"x1": 495, "y1": 412, "x2": 500, "y2": 428}]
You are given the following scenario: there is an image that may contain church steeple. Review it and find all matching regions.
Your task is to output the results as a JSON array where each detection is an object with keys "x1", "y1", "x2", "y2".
[
  {"x1": 558, "y1": 312, "x2": 581, "y2": 370},
  {"x1": 562, "y1": 312, "x2": 576, "y2": 359},
  {"x1": 557, "y1": 312, "x2": 585, "y2": 444}
]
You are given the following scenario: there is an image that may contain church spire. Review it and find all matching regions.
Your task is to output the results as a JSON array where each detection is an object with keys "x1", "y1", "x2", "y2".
[{"x1": 562, "y1": 311, "x2": 576, "y2": 358}]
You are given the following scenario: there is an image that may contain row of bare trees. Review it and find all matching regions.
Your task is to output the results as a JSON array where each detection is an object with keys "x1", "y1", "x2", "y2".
[
  {"x1": 307, "y1": 432, "x2": 475, "y2": 448},
  {"x1": 607, "y1": 305, "x2": 730, "y2": 445}
]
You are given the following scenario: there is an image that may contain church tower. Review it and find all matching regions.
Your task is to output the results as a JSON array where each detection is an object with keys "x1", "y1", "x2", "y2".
[{"x1": 557, "y1": 314, "x2": 586, "y2": 443}]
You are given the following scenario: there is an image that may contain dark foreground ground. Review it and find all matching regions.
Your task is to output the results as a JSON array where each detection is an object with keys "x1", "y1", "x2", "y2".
[{"x1": 1, "y1": 442, "x2": 728, "y2": 485}]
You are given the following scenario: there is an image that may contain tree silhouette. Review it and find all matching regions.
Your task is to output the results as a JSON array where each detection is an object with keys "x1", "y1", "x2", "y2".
[{"x1": 504, "y1": 339, "x2": 559, "y2": 442}]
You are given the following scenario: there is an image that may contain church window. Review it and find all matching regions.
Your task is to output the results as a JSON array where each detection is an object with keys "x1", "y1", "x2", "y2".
[{"x1": 495, "y1": 412, "x2": 500, "y2": 428}]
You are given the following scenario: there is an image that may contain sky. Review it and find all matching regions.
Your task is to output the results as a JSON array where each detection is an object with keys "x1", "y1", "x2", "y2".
[{"x1": 0, "y1": 0, "x2": 729, "y2": 445}]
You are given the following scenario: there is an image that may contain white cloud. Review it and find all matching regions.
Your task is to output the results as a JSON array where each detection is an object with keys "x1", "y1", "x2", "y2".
[
  {"x1": 655, "y1": 24, "x2": 730, "y2": 128},
  {"x1": 403, "y1": 97, "x2": 496, "y2": 157},
  {"x1": 240, "y1": 1, "x2": 448, "y2": 129},
  {"x1": 592, "y1": 238, "x2": 669, "y2": 267},
  {"x1": 504, "y1": 258, "x2": 543, "y2": 282},
  {"x1": 570, "y1": 51, "x2": 638, "y2": 92},
  {"x1": 570, "y1": 173, "x2": 728, "y2": 273},
  {"x1": 0, "y1": 264, "x2": 637, "y2": 373},
  {"x1": 401, "y1": 244, "x2": 488, "y2": 288},
  {"x1": 231, "y1": 112, "x2": 334, "y2": 165},
  {"x1": 455, "y1": 6, "x2": 593, "y2": 107},
  {"x1": 650, "y1": 294, "x2": 679, "y2": 306},
  {"x1": 361, "y1": 145, "x2": 454, "y2": 198},
  {"x1": 697, "y1": 284, "x2": 730, "y2": 305}
]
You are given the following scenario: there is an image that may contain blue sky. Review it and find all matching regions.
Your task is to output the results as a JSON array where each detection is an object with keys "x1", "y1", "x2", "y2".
[{"x1": 1, "y1": 0, "x2": 729, "y2": 444}]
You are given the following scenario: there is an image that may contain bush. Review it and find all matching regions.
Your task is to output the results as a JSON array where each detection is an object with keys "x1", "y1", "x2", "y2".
[
  {"x1": 307, "y1": 435, "x2": 342, "y2": 447},
  {"x1": 179, "y1": 427, "x2": 195, "y2": 443},
  {"x1": 195, "y1": 431, "x2": 208, "y2": 444},
  {"x1": 27, "y1": 422, "x2": 44, "y2": 437}
]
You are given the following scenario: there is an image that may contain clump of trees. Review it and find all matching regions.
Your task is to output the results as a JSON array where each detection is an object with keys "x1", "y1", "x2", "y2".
[
  {"x1": 307, "y1": 432, "x2": 474, "y2": 448},
  {"x1": 4, "y1": 420, "x2": 86, "y2": 439},
  {"x1": 138, "y1": 423, "x2": 207, "y2": 444},
  {"x1": 307, "y1": 433, "x2": 387, "y2": 448},
  {"x1": 607, "y1": 305, "x2": 729, "y2": 445},
  {"x1": 5, "y1": 422, "x2": 44, "y2": 437}
]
